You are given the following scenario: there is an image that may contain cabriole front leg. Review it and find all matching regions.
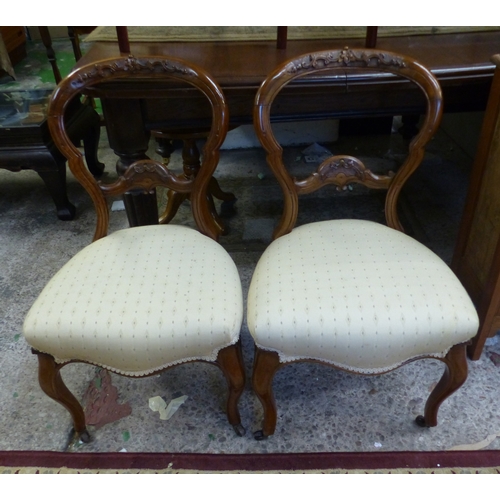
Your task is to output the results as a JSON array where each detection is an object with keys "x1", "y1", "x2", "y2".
[
  {"x1": 216, "y1": 340, "x2": 246, "y2": 436},
  {"x1": 37, "y1": 166, "x2": 76, "y2": 221},
  {"x1": 416, "y1": 343, "x2": 468, "y2": 427},
  {"x1": 252, "y1": 346, "x2": 281, "y2": 440},
  {"x1": 35, "y1": 350, "x2": 90, "y2": 443}
]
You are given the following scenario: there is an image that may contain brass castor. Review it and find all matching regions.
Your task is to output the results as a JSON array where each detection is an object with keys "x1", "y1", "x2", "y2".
[
  {"x1": 415, "y1": 415, "x2": 429, "y2": 427},
  {"x1": 253, "y1": 429, "x2": 268, "y2": 441},
  {"x1": 80, "y1": 429, "x2": 91, "y2": 443},
  {"x1": 233, "y1": 424, "x2": 246, "y2": 437},
  {"x1": 67, "y1": 427, "x2": 91, "y2": 447}
]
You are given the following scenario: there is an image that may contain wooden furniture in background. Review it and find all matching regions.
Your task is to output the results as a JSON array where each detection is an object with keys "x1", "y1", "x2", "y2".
[
  {"x1": 0, "y1": 28, "x2": 104, "y2": 220},
  {"x1": 151, "y1": 127, "x2": 236, "y2": 233},
  {"x1": 38, "y1": 27, "x2": 61, "y2": 83},
  {"x1": 365, "y1": 26, "x2": 378, "y2": 48},
  {"x1": 110, "y1": 26, "x2": 236, "y2": 232},
  {"x1": 116, "y1": 26, "x2": 130, "y2": 54},
  {"x1": 0, "y1": 26, "x2": 26, "y2": 65},
  {"x1": 452, "y1": 54, "x2": 500, "y2": 360},
  {"x1": 75, "y1": 31, "x2": 500, "y2": 227},
  {"x1": 274, "y1": 26, "x2": 379, "y2": 50},
  {"x1": 276, "y1": 27, "x2": 287, "y2": 49},
  {"x1": 66, "y1": 27, "x2": 100, "y2": 113},
  {"x1": 0, "y1": 89, "x2": 103, "y2": 220},
  {"x1": 0, "y1": 31, "x2": 15, "y2": 80},
  {"x1": 68, "y1": 26, "x2": 96, "y2": 61}
]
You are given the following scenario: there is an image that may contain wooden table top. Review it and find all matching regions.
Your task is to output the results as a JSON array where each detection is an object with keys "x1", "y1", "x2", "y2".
[{"x1": 77, "y1": 32, "x2": 500, "y2": 88}]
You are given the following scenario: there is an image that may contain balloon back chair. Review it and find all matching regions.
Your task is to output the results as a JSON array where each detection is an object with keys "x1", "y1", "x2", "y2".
[
  {"x1": 23, "y1": 55, "x2": 246, "y2": 442},
  {"x1": 248, "y1": 48, "x2": 479, "y2": 439}
]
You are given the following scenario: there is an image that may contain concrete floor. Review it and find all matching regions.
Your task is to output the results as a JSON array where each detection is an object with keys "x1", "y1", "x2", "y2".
[{"x1": 1, "y1": 114, "x2": 500, "y2": 455}]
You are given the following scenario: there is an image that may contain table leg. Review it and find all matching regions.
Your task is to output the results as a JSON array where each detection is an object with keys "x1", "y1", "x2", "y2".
[
  {"x1": 102, "y1": 99, "x2": 158, "y2": 226},
  {"x1": 37, "y1": 163, "x2": 76, "y2": 221},
  {"x1": 80, "y1": 107, "x2": 105, "y2": 177},
  {"x1": 65, "y1": 99, "x2": 105, "y2": 177},
  {"x1": 158, "y1": 137, "x2": 235, "y2": 234}
]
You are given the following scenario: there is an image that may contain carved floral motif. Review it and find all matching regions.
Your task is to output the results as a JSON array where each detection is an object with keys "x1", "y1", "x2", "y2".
[
  {"x1": 75, "y1": 55, "x2": 195, "y2": 85},
  {"x1": 286, "y1": 48, "x2": 406, "y2": 74},
  {"x1": 318, "y1": 156, "x2": 372, "y2": 182},
  {"x1": 99, "y1": 159, "x2": 193, "y2": 196},
  {"x1": 296, "y1": 155, "x2": 394, "y2": 193}
]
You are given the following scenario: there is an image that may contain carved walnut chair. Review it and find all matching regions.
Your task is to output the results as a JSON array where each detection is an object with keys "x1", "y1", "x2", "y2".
[
  {"x1": 247, "y1": 48, "x2": 479, "y2": 440},
  {"x1": 23, "y1": 55, "x2": 246, "y2": 442},
  {"x1": 0, "y1": 27, "x2": 104, "y2": 221}
]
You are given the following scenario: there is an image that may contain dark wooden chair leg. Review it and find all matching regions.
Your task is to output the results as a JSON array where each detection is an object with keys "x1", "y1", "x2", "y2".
[
  {"x1": 215, "y1": 341, "x2": 246, "y2": 436},
  {"x1": 122, "y1": 189, "x2": 160, "y2": 227},
  {"x1": 35, "y1": 351, "x2": 90, "y2": 442},
  {"x1": 154, "y1": 137, "x2": 175, "y2": 164},
  {"x1": 160, "y1": 189, "x2": 225, "y2": 236},
  {"x1": 252, "y1": 346, "x2": 281, "y2": 440},
  {"x1": 160, "y1": 192, "x2": 187, "y2": 224},
  {"x1": 68, "y1": 27, "x2": 83, "y2": 62},
  {"x1": 399, "y1": 114, "x2": 420, "y2": 140},
  {"x1": 158, "y1": 138, "x2": 203, "y2": 226},
  {"x1": 206, "y1": 192, "x2": 227, "y2": 236},
  {"x1": 208, "y1": 176, "x2": 237, "y2": 203},
  {"x1": 81, "y1": 112, "x2": 105, "y2": 177},
  {"x1": 37, "y1": 166, "x2": 76, "y2": 221},
  {"x1": 159, "y1": 177, "x2": 189, "y2": 225},
  {"x1": 38, "y1": 27, "x2": 62, "y2": 84},
  {"x1": 416, "y1": 343, "x2": 468, "y2": 427}
]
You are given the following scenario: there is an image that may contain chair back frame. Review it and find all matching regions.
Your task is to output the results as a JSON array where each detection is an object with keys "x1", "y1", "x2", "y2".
[
  {"x1": 48, "y1": 55, "x2": 229, "y2": 241},
  {"x1": 253, "y1": 47, "x2": 443, "y2": 239}
]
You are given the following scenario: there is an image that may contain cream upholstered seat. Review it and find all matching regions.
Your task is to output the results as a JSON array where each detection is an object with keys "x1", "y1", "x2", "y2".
[
  {"x1": 22, "y1": 55, "x2": 246, "y2": 443},
  {"x1": 248, "y1": 220, "x2": 477, "y2": 371},
  {"x1": 25, "y1": 225, "x2": 243, "y2": 375},
  {"x1": 248, "y1": 48, "x2": 479, "y2": 439}
]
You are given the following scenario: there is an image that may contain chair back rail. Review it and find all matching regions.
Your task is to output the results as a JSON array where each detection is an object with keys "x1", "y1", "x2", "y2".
[
  {"x1": 253, "y1": 48, "x2": 443, "y2": 239},
  {"x1": 48, "y1": 55, "x2": 229, "y2": 241}
]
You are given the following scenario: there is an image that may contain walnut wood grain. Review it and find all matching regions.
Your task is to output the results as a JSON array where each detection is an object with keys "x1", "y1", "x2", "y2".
[
  {"x1": 215, "y1": 341, "x2": 247, "y2": 436},
  {"x1": 416, "y1": 343, "x2": 468, "y2": 427},
  {"x1": 98, "y1": 159, "x2": 194, "y2": 196},
  {"x1": 36, "y1": 351, "x2": 90, "y2": 443},
  {"x1": 252, "y1": 347, "x2": 280, "y2": 440}
]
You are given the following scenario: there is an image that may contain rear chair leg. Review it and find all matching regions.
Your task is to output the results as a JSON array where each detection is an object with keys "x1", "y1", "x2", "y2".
[
  {"x1": 416, "y1": 343, "x2": 468, "y2": 427},
  {"x1": 216, "y1": 341, "x2": 246, "y2": 436},
  {"x1": 252, "y1": 347, "x2": 281, "y2": 440},
  {"x1": 35, "y1": 350, "x2": 90, "y2": 443}
]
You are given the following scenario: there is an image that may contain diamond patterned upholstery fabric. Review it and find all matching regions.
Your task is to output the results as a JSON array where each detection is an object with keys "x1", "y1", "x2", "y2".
[
  {"x1": 247, "y1": 219, "x2": 479, "y2": 373},
  {"x1": 24, "y1": 225, "x2": 243, "y2": 376}
]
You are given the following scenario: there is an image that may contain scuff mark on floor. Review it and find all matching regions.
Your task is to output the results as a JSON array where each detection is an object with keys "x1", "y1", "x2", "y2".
[{"x1": 83, "y1": 369, "x2": 132, "y2": 429}]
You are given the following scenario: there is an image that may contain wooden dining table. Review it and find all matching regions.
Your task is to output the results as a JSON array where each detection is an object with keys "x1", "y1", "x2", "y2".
[{"x1": 75, "y1": 31, "x2": 500, "y2": 226}]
